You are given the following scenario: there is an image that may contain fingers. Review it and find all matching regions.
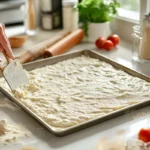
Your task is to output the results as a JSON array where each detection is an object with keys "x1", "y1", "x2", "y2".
[
  {"x1": 0, "y1": 45, "x2": 3, "y2": 70},
  {"x1": 0, "y1": 44, "x2": 11, "y2": 64},
  {"x1": 0, "y1": 65, "x2": 4, "y2": 71},
  {"x1": 0, "y1": 23, "x2": 15, "y2": 60},
  {"x1": 0, "y1": 44, "x2": 4, "y2": 53},
  {"x1": 0, "y1": 51, "x2": 12, "y2": 71},
  {"x1": 3, "y1": 51, "x2": 12, "y2": 64},
  {"x1": 0, "y1": 44, "x2": 3, "y2": 64}
]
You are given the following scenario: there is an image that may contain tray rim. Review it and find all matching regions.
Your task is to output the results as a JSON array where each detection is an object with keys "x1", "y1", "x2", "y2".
[{"x1": 1, "y1": 49, "x2": 150, "y2": 136}]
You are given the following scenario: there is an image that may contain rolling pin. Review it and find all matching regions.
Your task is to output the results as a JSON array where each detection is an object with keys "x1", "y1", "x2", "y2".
[
  {"x1": 43, "y1": 29, "x2": 84, "y2": 58},
  {"x1": 16, "y1": 31, "x2": 70, "y2": 64}
]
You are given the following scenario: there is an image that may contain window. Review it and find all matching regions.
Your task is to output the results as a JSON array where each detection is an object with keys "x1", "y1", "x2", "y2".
[
  {"x1": 111, "y1": 0, "x2": 150, "y2": 43},
  {"x1": 118, "y1": 0, "x2": 140, "y2": 12},
  {"x1": 117, "y1": 0, "x2": 140, "y2": 22}
]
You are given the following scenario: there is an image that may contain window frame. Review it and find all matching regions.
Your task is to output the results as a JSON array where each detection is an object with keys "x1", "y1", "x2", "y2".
[
  {"x1": 139, "y1": 0, "x2": 147, "y2": 25},
  {"x1": 111, "y1": 0, "x2": 149, "y2": 43},
  {"x1": 117, "y1": 0, "x2": 140, "y2": 23},
  {"x1": 117, "y1": 8, "x2": 139, "y2": 23}
]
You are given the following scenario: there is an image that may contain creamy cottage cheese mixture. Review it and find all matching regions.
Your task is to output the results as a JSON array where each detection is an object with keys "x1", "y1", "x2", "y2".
[{"x1": 1, "y1": 56, "x2": 150, "y2": 130}]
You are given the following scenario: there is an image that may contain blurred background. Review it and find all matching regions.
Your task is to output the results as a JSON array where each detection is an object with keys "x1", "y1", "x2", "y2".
[
  {"x1": 118, "y1": 0, "x2": 139, "y2": 11},
  {"x1": 0, "y1": 0, "x2": 140, "y2": 26}
]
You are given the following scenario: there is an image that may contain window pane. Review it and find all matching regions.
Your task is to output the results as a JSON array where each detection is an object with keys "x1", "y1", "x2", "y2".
[{"x1": 117, "y1": 0, "x2": 140, "y2": 12}]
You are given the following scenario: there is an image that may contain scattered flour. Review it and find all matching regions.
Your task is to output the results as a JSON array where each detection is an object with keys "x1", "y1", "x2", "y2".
[
  {"x1": 21, "y1": 148, "x2": 37, "y2": 150},
  {"x1": 0, "y1": 98, "x2": 20, "y2": 111},
  {"x1": 96, "y1": 138, "x2": 126, "y2": 150},
  {"x1": 0, "y1": 120, "x2": 8, "y2": 135},
  {"x1": 0, "y1": 119, "x2": 31, "y2": 144}
]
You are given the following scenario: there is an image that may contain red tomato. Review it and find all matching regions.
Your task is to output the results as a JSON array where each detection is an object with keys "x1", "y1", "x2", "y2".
[
  {"x1": 107, "y1": 34, "x2": 120, "y2": 47},
  {"x1": 95, "y1": 37, "x2": 106, "y2": 49},
  {"x1": 103, "y1": 40, "x2": 114, "y2": 51},
  {"x1": 138, "y1": 128, "x2": 150, "y2": 142}
]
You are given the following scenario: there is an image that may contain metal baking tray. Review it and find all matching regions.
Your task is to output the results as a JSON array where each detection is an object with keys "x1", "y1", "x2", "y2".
[{"x1": 0, "y1": 50, "x2": 150, "y2": 136}]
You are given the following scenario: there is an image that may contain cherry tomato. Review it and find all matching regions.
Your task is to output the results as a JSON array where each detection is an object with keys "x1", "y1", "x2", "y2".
[
  {"x1": 95, "y1": 37, "x2": 106, "y2": 49},
  {"x1": 103, "y1": 40, "x2": 114, "y2": 51},
  {"x1": 138, "y1": 128, "x2": 150, "y2": 143},
  {"x1": 107, "y1": 34, "x2": 120, "y2": 47}
]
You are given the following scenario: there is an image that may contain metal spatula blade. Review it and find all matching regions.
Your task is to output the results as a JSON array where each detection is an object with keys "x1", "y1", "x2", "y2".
[{"x1": 3, "y1": 59, "x2": 29, "y2": 91}]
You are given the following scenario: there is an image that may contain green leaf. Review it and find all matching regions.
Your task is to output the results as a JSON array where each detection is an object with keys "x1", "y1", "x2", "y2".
[{"x1": 76, "y1": 0, "x2": 120, "y2": 35}]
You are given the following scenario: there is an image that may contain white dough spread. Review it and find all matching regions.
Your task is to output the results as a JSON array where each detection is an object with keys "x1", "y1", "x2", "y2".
[{"x1": 1, "y1": 56, "x2": 150, "y2": 130}]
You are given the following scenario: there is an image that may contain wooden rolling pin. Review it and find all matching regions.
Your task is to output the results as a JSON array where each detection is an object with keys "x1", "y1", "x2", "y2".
[
  {"x1": 16, "y1": 31, "x2": 70, "y2": 63},
  {"x1": 43, "y1": 29, "x2": 84, "y2": 58}
]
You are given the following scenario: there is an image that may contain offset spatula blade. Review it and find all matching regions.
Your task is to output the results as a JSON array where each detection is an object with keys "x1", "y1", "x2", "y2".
[{"x1": 3, "y1": 59, "x2": 29, "y2": 91}]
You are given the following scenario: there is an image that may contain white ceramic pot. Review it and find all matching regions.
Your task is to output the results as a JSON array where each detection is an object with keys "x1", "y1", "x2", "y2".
[{"x1": 88, "y1": 22, "x2": 111, "y2": 42}]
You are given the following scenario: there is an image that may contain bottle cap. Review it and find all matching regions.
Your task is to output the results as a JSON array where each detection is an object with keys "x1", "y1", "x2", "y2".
[
  {"x1": 41, "y1": 0, "x2": 52, "y2": 12},
  {"x1": 62, "y1": 0, "x2": 77, "y2": 6}
]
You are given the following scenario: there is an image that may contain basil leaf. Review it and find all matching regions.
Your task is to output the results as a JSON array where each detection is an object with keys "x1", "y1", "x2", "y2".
[{"x1": 76, "y1": 0, "x2": 120, "y2": 35}]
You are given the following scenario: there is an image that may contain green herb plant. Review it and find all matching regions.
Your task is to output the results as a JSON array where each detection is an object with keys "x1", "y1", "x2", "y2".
[{"x1": 75, "y1": 0, "x2": 120, "y2": 35}]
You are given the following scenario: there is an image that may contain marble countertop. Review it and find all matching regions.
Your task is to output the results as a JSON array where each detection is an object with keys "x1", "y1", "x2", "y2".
[{"x1": 0, "y1": 25, "x2": 150, "y2": 150}]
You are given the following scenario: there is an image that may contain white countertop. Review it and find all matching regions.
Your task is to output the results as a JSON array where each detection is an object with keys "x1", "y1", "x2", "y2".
[{"x1": 0, "y1": 25, "x2": 150, "y2": 150}]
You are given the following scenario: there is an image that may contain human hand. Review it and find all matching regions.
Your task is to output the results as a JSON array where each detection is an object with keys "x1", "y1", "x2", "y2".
[{"x1": 0, "y1": 23, "x2": 15, "y2": 62}]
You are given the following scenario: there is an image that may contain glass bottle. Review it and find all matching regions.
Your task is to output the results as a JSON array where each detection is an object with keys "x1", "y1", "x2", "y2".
[
  {"x1": 62, "y1": 0, "x2": 78, "y2": 31},
  {"x1": 132, "y1": 13, "x2": 150, "y2": 62},
  {"x1": 139, "y1": 13, "x2": 150, "y2": 60},
  {"x1": 25, "y1": 0, "x2": 36, "y2": 36},
  {"x1": 132, "y1": 25, "x2": 142, "y2": 62}
]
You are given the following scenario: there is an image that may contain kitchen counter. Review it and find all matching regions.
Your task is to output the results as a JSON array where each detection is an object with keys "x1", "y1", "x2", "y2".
[
  {"x1": 6, "y1": 26, "x2": 150, "y2": 77},
  {"x1": 0, "y1": 25, "x2": 150, "y2": 150}
]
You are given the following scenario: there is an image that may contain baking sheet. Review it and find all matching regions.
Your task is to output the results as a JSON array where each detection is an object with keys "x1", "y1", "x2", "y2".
[{"x1": 0, "y1": 50, "x2": 150, "y2": 136}]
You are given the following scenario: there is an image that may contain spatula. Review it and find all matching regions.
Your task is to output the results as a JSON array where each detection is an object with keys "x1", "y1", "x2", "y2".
[{"x1": 0, "y1": 52, "x2": 29, "y2": 91}]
